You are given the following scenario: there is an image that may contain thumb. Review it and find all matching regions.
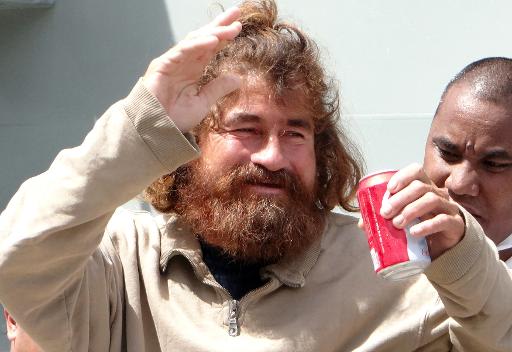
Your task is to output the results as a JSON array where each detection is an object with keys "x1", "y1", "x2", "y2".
[{"x1": 199, "y1": 74, "x2": 242, "y2": 108}]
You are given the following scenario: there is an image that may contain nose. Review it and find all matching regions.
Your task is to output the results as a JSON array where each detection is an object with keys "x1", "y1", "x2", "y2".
[
  {"x1": 444, "y1": 162, "x2": 479, "y2": 197},
  {"x1": 250, "y1": 135, "x2": 289, "y2": 172}
]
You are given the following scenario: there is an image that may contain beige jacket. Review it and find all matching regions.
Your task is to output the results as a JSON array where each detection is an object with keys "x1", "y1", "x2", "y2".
[{"x1": 1, "y1": 81, "x2": 511, "y2": 352}]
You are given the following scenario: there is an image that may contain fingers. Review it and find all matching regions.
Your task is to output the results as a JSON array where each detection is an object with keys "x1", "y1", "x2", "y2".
[
  {"x1": 171, "y1": 35, "x2": 220, "y2": 63},
  {"x1": 199, "y1": 74, "x2": 242, "y2": 108},
  {"x1": 214, "y1": 21, "x2": 242, "y2": 41},
  {"x1": 378, "y1": 164, "x2": 466, "y2": 258},
  {"x1": 154, "y1": 6, "x2": 243, "y2": 75},
  {"x1": 409, "y1": 212, "x2": 463, "y2": 239},
  {"x1": 424, "y1": 212, "x2": 466, "y2": 259},
  {"x1": 388, "y1": 190, "x2": 459, "y2": 233},
  {"x1": 386, "y1": 163, "x2": 425, "y2": 193},
  {"x1": 381, "y1": 179, "x2": 447, "y2": 219},
  {"x1": 380, "y1": 163, "x2": 463, "y2": 235},
  {"x1": 187, "y1": 6, "x2": 242, "y2": 43},
  {"x1": 149, "y1": 33, "x2": 231, "y2": 88},
  {"x1": 381, "y1": 163, "x2": 436, "y2": 219},
  {"x1": 207, "y1": 6, "x2": 241, "y2": 27},
  {"x1": 143, "y1": 35, "x2": 219, "y2": 101},
  {"x1": 191, "y1": 20, "x2": 242, "y2": 42}
]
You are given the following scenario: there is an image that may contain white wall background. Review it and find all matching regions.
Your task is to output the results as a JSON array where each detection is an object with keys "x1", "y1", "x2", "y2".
[
  {"x1": 165, "y1": 0, "x2": 512, "y2": 173},
  {"x1": 1, "y1": 0, "x2": 512, "y2": 349}
]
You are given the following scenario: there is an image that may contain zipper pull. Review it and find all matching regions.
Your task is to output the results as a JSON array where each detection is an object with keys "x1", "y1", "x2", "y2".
[{"x1": 228, "y1": 299, "x2": 240, "y2": 337}]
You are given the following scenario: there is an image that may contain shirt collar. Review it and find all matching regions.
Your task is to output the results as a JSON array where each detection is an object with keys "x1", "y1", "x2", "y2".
[
  {"x1": 158, "y1": 214, "x2": 205, "y2": 273},
  {"x1": 158, "y1": 214, "x2": 324, "y2": 288}
]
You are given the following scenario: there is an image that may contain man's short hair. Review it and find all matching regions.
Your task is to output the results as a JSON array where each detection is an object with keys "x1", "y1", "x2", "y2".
[{"x1": 436, "y1": 57, "x2": 512, "y2": 114}]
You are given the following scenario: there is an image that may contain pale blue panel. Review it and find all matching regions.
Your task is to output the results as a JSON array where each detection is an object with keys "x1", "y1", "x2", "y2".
[
  {"x1": 0, "y1": 0, "x2": 175, "y2": 208},
  {"x1": 0, "y1": 0, "x2": 176, "y2": 348},
  {"x1": 0, "y1": 0, "x2": 54, "y2": 9},
  {"x1": 0, "y1": 316, "x2": 6, "y2": 352}
]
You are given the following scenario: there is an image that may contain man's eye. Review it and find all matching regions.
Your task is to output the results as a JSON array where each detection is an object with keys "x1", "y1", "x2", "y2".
[
  {"x1": 282, "y1": 130, "x2": 304, "y2": 138},
  {"x1": 438, "y1": 148, "x2": 460, "y2": 162},
  {"x1": 483, "y1": 160, "x2": 512, "y2": 172},
  {"x1": 233, "y1": 128, "x2": 259, "y2": 134}
]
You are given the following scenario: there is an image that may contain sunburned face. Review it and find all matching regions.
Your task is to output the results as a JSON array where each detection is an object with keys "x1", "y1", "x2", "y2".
[
  {"x1": 200, "y1": 81, "x2": 317, "y2": 197},
  {"x1": 174, "y1": 79, "x2": 326, "y2": 263},
  {"x1": 424, "y1": 83, "x2": 512, "y2": 244}
]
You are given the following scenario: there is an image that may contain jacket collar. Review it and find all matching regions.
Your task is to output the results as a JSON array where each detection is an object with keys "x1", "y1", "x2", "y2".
[
  {"x1": 158, "y1": 214, "x2": 203, "y2": 273},
  {"x1": 158, "y1": 213, "x2": 324, "y2": 288}
]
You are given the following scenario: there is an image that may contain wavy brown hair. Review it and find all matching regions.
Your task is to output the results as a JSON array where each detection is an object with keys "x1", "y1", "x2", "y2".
[{"x1": 146, "y1": 0, "x2": 364, "y2": 212}]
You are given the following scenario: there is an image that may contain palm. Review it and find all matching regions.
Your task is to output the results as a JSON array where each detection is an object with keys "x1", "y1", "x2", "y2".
[
  {"x1": 143, "y1": 7, "x2": 242, "y2": 132},
  {"x1": 151, "y1": 55, "x2": 214, "y2": 131}
]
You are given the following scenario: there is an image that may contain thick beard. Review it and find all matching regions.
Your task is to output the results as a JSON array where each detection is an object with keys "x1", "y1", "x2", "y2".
[{"x1": 174, "y1": 162, "x2": 327, "y2": 264}]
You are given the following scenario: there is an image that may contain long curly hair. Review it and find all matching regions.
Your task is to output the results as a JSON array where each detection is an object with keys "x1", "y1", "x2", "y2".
[{"x1": 146, "y1": 0, "x2": 364, "y2": 212}]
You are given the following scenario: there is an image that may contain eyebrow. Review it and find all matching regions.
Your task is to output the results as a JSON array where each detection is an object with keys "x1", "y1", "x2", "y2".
[
  {"x1": 287, "y1": 118, "x2": 313, "y2": 131},
  {"x1": 223, "y1": 113, "x2": 261, "y2": 125},
  {"x1": 483, "y1": 149, "x2": 512, "y2": 160},
  {"x1": 223, "y1": 113, "x2": 313, "y2": 131},
  {"x1": 432, "y1": 136, "x2": 459, "y2": 151},
  {"x1": 433, "y1": 136, "x2": 512, "y2": 159}
]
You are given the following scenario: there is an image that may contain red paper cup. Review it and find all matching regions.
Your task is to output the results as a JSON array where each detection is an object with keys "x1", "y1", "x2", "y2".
[{"x1": 357, "y1": 170, "x2": 430, "y2": 280}]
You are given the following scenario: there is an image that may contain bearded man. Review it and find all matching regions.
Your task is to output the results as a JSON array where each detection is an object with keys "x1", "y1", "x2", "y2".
[{"x1": 0, "y1": 1, "x2": 511, "y2": 351}]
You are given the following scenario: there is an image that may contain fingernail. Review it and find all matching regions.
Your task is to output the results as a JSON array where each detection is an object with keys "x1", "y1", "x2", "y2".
[
  {"x1": 380, "y1": 203, "x2": 392, "y2": 217},
  {"x1": 393, "y1": 215, "x2": 404, "y2": 227},
  {"x1": 409, "y1": 225, "x2": 420, "y2": 236}
]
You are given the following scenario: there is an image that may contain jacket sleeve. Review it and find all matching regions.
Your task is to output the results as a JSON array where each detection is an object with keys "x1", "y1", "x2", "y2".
[
  {"x1": 424, "y1": 207, "x2": 512, "y2": 352},
  {"x1": 0, "y1": 79, "x2": 199, "y2": 351}
]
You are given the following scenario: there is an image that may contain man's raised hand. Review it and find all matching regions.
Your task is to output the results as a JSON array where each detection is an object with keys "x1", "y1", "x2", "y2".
[{"x1": 143, "y1": 7, "x2": 242, "y2": 132}]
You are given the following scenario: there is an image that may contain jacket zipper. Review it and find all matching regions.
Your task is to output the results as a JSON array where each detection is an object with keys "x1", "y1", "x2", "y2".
[
  {"x1": 226, "y1": 279, "x2": 276, "y2": 336},
  {"x1": 180, "y1": 253, "x2": 278, "y2": 337},
  {"x1": 180, "y1": 253, "x2": 243, "y2": 337},
  {"x1": 228, "y1": 299, "x2": 240, "y2": 336}
]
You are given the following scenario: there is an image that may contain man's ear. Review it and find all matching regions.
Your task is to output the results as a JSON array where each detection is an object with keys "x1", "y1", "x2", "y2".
[{"x1": 4, "y1": 309, "x2": 17, "y2": 341}]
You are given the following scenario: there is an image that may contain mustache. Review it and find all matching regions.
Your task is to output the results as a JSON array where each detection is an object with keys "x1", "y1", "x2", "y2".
[{"x1": 223, "y1": 163, "x2": 301, "y2": 194}]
